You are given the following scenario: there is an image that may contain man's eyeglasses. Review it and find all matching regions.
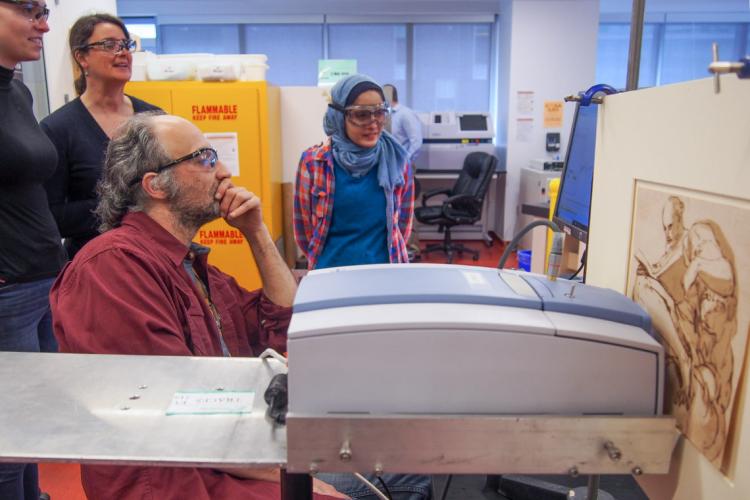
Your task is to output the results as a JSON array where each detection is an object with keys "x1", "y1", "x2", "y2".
[
  {"x1": 0, "y1": 0, "x2": 50, "y2": 23},
  {"x1": 129, "y1": 147, "x2": 218, "y2": 187},
  {"x1": 79, "y1": 38, "x2": 137, "y2": 54},
  {"x1": 329, "y1": 102, "x2": 391, "y2": 127}
]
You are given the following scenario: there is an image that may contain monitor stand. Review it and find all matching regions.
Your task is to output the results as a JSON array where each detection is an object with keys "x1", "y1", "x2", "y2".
[{"x1": 560, "y1": 234, "x2": 586, "y2": 278}]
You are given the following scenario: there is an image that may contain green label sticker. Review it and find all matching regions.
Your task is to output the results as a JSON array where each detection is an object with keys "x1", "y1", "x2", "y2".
[{"x1": 166, "y1": 390, "x2": 255, "y2": 415}]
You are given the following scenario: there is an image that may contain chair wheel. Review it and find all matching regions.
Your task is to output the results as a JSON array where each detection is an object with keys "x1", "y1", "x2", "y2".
[
  {"x1": 484, "y1": 239, "x2": 493, "y2": 248},
  {"x1": 472, "y1": 255, "x2": 480, "y2": 261}
]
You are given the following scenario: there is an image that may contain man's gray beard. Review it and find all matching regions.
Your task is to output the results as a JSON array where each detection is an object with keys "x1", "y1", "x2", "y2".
[
  {"x1": 170, "y1": 187, "x2": 221, "y2": 234},
  {"x1": 177, "y1": 202, "x2": 220, "y2": 233}
]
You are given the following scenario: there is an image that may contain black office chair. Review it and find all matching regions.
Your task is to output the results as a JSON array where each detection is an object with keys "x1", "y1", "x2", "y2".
[{"x1": 414, "y1": 152, "x2": 497, "y2": 263}]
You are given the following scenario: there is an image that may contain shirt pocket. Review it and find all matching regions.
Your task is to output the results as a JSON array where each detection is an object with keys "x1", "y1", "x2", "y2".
[
  {"x1": 210, "y1": 281, "x2": 240, "y2": 354},
  {"x1": 176, "y1": 286, "x2": 215, "y2": 356},
  {"x1": 186, "y1": 313, "x2": 216, "y2": 356}
]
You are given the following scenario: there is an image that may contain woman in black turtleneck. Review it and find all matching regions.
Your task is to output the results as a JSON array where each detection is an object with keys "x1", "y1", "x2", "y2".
[{"x1": 0, "y1": 2, "x2": 66, "y2": 499}]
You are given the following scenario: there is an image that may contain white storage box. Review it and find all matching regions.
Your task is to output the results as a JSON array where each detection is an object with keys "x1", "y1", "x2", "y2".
[
  {"x1": 146, "y1": 54, "x2": 211, "y2": 81},
  {"x1": 197, "y1": 55, "x2": 242, "y2": 82},
  {"x1": 238, "y1": 54, "x2": 269, "y2": 81},
  {"x1": 130, "y1": 51, "x2": 154, "y2": 82}
]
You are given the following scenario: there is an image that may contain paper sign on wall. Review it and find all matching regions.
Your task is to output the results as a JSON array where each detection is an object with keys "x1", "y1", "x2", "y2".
[
  {"x1": 516, "y1": 91, "x2": 535, "y2": 115},
  {"x1": 544, "y1": 101, "x2": 564, "y2": 128},
  {"x1": 516, "y1": 118, "x2": 534, "y2": 143},
  {"x1": 205, "y1": 132, "x2": 240, "y2": 177}
]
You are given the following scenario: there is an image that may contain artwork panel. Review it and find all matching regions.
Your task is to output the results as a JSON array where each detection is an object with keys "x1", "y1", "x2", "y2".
[{"x1": 626, "y1": 181, "x2": 750, "y2": 472}]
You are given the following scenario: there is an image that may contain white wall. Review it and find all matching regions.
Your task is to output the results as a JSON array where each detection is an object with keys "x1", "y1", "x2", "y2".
[
  {"x1": 279, "y1": 87, "x2": 329, "y2": 183},
  {"x1": 44, "y1": 0, "x2": 118, "y2": 112},
  {"x1": 497, "y1": 0, "x2": 599, "y2": 241}
]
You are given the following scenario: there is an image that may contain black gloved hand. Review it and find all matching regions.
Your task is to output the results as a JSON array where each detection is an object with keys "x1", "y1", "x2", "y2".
[{"x1": 264, "y1": 373, "x2": 288, "y2": 425}]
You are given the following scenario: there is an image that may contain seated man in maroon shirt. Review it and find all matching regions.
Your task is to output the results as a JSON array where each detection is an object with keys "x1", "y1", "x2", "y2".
[{"x1": 50, "y1": 112, "x2": 346, "y2": 500}]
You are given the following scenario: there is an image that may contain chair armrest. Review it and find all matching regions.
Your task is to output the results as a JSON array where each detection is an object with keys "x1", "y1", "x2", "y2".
[
  {"x1": 445, "y1": 193, "x2": 481, "y2": 209},
  {"x1": 421, "y1": 188, "x2": 452, "y2": 206},
  {"x1": 441, "y1": 194, "x2": 482, "y2": 223}
]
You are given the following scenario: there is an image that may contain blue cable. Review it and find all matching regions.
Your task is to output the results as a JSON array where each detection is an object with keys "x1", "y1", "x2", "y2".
[{"x1": 578, "y1": 83, "x2": 618, "y2": 106}]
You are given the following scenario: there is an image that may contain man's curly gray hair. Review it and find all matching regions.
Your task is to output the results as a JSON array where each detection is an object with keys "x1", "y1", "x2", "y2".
[{"x1": 95, "y1": 111, "x2": 176, "y2": 232}]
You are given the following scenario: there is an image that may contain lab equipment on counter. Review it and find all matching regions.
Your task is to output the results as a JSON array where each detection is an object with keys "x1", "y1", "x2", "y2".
[
  {"x1": 287, "y1": 263, "x2": 663, "y2": 417},
  {"x1": 528, "y1": 158, "x2": 563, "y2": 171},
  {"x1": 515, "y1": 165, "x2": 562, "y2": 250},
  {"x1": 414, "y1": 111, "x2": 495, "y2": 171}
]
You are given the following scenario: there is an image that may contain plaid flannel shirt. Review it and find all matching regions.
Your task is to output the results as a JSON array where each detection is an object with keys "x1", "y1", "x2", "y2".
[{"x1": 293, "y1": 140, "x2": 414, "y2": 270}]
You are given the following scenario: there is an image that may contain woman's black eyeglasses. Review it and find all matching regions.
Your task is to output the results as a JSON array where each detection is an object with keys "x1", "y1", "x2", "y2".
[
  {"x1": 0, "y1": 0, "x2": 50, "y2": 23},
  {"x1": 79, "y1": 39, "x2": 137, "y2": 54},
  {"x1": 129, "y1": 148, "x2": 218, "y2": 187},
  {"x1": 328, "y1": 102, "x2": 391, "y2": 127}
]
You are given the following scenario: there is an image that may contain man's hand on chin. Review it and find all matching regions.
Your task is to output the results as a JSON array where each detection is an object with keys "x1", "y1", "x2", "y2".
[
  {"x1": 213, "y1": 176, "x2": 296, "y2": 307},
  {"x1": 215, "y1": 178, "x2": 264, "y2": 237}
]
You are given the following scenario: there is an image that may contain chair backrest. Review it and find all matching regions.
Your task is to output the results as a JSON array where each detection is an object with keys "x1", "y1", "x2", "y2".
[{"x1": 451, "y1": 152, "x2": 498, "y2": 213}]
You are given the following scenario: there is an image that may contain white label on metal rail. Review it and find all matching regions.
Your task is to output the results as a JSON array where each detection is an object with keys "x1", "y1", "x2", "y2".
[{"x1": 166, "y1": 390, "x2": 255, "y2": 415}]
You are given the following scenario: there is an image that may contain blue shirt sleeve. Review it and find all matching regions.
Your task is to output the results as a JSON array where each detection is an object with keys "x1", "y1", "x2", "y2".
[{"x1": 393, "y1": 107, "x2": 423, "y2": 162}]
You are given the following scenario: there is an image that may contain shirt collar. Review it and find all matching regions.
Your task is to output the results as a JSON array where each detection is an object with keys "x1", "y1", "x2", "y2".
[
  {"x1": 187, "y1": 242, "x2": 212, "y2": 267},
  {"x1": 313, "y1": 141, "x2": 331, "y2": 162},
  {"x1": 120, "y1": 212, "x2": 206, "y2": 267}
]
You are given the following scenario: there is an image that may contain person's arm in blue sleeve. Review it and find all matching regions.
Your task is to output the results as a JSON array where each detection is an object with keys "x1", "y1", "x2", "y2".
[{"x1": 402, "y1": 110, "x2": 423, "y2": 161}]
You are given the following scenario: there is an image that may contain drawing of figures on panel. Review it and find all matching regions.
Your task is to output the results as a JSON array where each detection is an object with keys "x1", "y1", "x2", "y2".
[{"x1": 627, "y1": 183, "x2": 750, "y2": 469}]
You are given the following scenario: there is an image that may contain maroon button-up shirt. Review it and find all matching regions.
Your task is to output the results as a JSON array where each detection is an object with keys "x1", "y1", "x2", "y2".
[{"x1": 50, "y1": 212, "x2": 334, "y2": 499}]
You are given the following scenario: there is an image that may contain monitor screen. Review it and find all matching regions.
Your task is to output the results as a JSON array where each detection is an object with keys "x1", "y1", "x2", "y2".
[
  {"x1": 553, "y1": 103, "x2": 598, "y2": 243},
  {"x1": 459, "y1": 114, "x2": 488, "y2": 131}
]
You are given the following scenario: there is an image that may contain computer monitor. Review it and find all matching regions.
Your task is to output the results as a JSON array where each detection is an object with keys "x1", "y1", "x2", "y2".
[
  {"x1": 459, "y1": 114, "x2": 488, "y2": 131},
  {"x1": 552, "y1": 102, "x2": 599, "y2": 243}
]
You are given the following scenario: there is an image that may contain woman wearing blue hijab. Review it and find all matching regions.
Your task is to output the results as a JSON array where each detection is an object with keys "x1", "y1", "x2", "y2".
[
  {"x1": 294, "y1": 74, "x2": 415, "y2": 270},
  {"x1": 293, "y1": 76, "x2": 430, "y2": 500}
]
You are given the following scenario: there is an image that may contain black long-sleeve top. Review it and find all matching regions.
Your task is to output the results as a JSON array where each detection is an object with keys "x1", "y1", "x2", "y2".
[
  {"x1": 0, "y1": 66, "x2": 66, "y2": 284},
  {"x1": 41, "y1": 96, "x2": 160, "y2": 258}
]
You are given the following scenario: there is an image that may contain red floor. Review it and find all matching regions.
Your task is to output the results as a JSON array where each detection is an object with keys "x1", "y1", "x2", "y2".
[
  {"x1": 38, "y1": 238, "x2": 515, "y2": 499},
  {"x1": 417, "y1": 237, "x2": 516, "y2": 269}
]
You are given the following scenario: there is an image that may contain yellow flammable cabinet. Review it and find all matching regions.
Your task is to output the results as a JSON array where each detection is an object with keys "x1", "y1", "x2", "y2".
[{"x1": 126, "y1": 81, "x2": 283, "y2": 292}]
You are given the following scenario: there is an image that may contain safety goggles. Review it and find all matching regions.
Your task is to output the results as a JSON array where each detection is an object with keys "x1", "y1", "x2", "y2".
[
  {"x1": 0, "y1": 0, "x2": 49, "y2": 23},
  {"x1": 79, "y1": 38, "x2": 137, "y2": 54},
  {"x1": 328, "y1": 102, "x2": 391, "y2": 127},
  {"x1": 129, "y1": 147, "x2": 218, "y2": 187}
]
